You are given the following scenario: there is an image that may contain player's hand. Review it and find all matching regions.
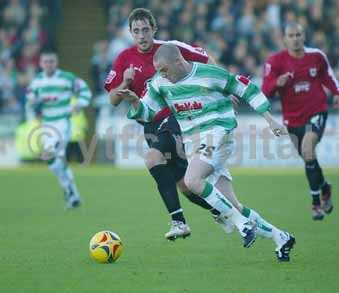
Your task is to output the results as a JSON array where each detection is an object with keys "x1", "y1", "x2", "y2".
[
  {"x1": 268, "y1": 119, "x2": 288, "y2": 137},
  {"x1": 276, "y1": 72, "x2": 293, "y2": 87},
  {"x1": 333, "y1": 95, "x2": 339, "y2": 109},
  {"x1": 123, "y1": 64, "x2": 135, "y2": 85},
  {"x1": 116, "y1": 89, "x2": 139, "y2": 103}
]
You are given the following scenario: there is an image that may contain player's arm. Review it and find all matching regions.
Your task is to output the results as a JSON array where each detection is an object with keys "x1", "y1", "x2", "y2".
[
  {"x1": 318, "y1": 52, "x2": 339, "y2": 108},
  {"x1": 224, "y1": 72, "x2": 287, "y2": 136},
  {"x1": 104, "y1": 53, "x2": 134, "y2": 106},
  {"x1": 25, "y1": 80, "x2": 41, "y2": 120},
  {"x1": 117, "y1": 81, "x2": 165, "y2": 122},
  {"x1": 72, "y1": 77, "x2": 92, "y2": 113},
  {"x1": 261, "y1": 56, "x2": 287, "y2": 97}
]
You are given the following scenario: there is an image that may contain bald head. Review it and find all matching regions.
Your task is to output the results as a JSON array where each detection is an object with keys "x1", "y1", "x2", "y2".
[
  {"x1": 154, "y1": 43, "x2": 182, "y2": 64},
  {"x1": 153, "y1": 43, "x2": 192, "y2": 83}
]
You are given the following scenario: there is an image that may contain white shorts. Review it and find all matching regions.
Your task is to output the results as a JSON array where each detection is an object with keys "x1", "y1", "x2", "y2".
[
  {"x1": 184, "y1": 127, "x2": 234, "y2": 185},
  {"x1": 41, "y1": 119, "x2": 71, "y2": 158}
]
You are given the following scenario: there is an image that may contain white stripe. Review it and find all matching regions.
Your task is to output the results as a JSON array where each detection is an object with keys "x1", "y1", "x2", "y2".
[
  {"x1": 310, "y1": 189, "x2": 320, "y2": 195},
  {"x1": 170, "y1": 209, "x2": 183, "y2": 215},
  {"x1": 249, "y1": 93, "x2": 268, "y2": 109},
  {"x1": 179, "y1": 110, "x2": 235, "y2": 132},
  {"x1": 43, "y1": 105, "x2": 72, "y2": 117},
  {"x1": 304, "y1": 47, "x2": 339, "y2": 90}
]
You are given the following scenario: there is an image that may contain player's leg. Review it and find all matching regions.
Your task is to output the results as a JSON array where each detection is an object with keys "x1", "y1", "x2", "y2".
[
  {"x1": 144, "y1": 119, "x2": 190, "y2": 239},
  {"x1": 289, "y1": 112, "x2": 332, "y2": 220},
  {"x1": 43, "y1": 121, "x2": 81, "y2": 208},
  {"x1": 302, "y1": 113, "x2": 332, "y2": 215},
  {"x1": 184, "y1": 152, "x2": 256, "y2": 248},
  {"x1": 216, "y1": 175, "x2": 295, "y2": 261}
]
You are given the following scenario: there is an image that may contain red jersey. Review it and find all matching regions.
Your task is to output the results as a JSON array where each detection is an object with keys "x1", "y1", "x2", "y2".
[
  {"x1": 262, "y1": 47, "x2": 339, "y2": 127},
  {"x1": 104, "y1": 39, "x2": 209, "y2": 122}
]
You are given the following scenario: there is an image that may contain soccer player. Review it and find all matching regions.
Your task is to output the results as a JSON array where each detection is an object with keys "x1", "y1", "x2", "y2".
[
  {"x1": 104, "y1": 8, "x2": 226, "y2": 240},
  {"x1": 26, "y1": 51, "x2": 92, "y2": 208},
  {"x1": 117, "y1": 43, "x2": 296, "y2": 261},
  {"x1": 262, "y1": 22, "x2": 339, "y2": 220}
]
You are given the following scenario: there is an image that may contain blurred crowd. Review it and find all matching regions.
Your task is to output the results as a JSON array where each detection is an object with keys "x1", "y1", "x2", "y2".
[
  {"x1": 91, "y1": 0, "x2": 339, "y2": 113},
  {"x1": 0, "y1": 0, "x2": 60, "y2": 118}
]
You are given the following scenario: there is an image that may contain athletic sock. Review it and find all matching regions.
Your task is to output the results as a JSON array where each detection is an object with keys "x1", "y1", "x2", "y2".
[
  {"x1": 201, "y1": 182, "x2": 248, "y2": 234},
  {"x1": 149, "y1": 164, "x2": 185, "y2": 223},
  {"x1": 242, "y1": 207, "x2": 287, "y2": 247},
  {"x1": 305, "y1": 159, "x2": 321, "y2": 206},
  {"x1": 48, "y1": 157, "x2": 80, "y2": 198}
]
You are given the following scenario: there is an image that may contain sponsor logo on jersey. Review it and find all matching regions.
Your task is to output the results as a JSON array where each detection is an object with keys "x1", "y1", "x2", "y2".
[
  {"x1": 294, "y1": 81, "x2": 310, "y2": 93},
  {"x1": 105, "y1": 70, "x2": 116, "y2": 84},
  {"x1": 309, "y1": 67, "x2": 317, "y2": 77},
  {"x1": 174, "y1": 101, "x2": 203, "y2": 113},
  {"x1": 133, "y1": 65, "x2": 142, "y2": 72}
]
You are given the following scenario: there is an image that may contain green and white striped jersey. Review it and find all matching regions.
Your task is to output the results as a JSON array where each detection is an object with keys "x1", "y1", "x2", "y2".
[
  {"x1": 27, "y1": 69, "x2": 92, "y2": 122},
  {"x1": 128, "y1": 62, "x2": 271, "y2": 140}
]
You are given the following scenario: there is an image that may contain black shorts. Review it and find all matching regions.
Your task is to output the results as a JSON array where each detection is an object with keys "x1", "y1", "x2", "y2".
[
  {"x1": 287, "y1": 112, "x2": 328, "y2": 155},
  {"x1": 143, "y1": 114, "x2": 187, "y2": 182}
]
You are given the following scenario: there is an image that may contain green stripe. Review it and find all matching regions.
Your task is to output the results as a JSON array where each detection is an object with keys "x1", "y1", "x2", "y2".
[
  {"x1": 182, "y1": 117, "x2": 237, "y2": 136},
  {"x1": 175, "y1": 99, "x2": 232, "y2": 121},
  {"x1": 42, "y1": 99, "x2": 71, "y2": 108},
  {"x1": 39, "y1": 86, "x2": 70, "y2": 93},
  {"x1": 149, "y1": 83, "x2": 167, "y2": 107},
  {"x1": 201, "y1": 182, "x2": 213, "y2": 198},
  {"x1": 42, "y1": 113, "x2": 70, "y2": 121},
  {"x1": 255, "y1": 100, "x2": 271, "y2": 114},
  {"x1": 58, "y1": 71, "x2": 75, "y2": 82},
  {"x1": 160, "y1": 85, "x2": 218, "y2": 101},
  {"x1": 242, "y1": 83, "x2": 260, "y2": 102},
  {"x1": 195, "y1": 63, "x2": 229, "y2": 80},
  {"x1": 242, "y1": 207, "x2": 251, "y2": 218}
]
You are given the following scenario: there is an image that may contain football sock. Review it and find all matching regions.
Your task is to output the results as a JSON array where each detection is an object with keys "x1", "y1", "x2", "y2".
[
  {"x1": 242, "y1": 207, "x2": 287, "y2": 247},
  {"x1": 201, "y1": 182, "x2": 248, "y2": 233},
  {"x1": 305, "y1": 159, "x2": 321, "y2": 205},
  {"x1": 149, "y1": 164, "x2": 185, "y2": 223},
  {"x1": 183, "y1": 191, "x2": 216, "y2": 211},
  {"x1": 48, "y1": 157, "x2": 79, "y2": 197}
]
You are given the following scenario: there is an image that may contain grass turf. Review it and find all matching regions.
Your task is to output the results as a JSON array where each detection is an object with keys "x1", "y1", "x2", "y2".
[{"x1": 0, "y1": 166, "x2": 338, "y2": 293}]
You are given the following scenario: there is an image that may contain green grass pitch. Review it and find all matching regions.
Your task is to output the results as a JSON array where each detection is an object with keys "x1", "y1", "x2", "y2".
[{"x1": 0, "y1": 166, "x2": 338, "y2": 293}]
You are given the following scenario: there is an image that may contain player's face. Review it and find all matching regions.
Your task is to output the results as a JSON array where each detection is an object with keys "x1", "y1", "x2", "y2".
[
  {"x1": 284, "y1": 27, "x2": 305, "y2": 53},
  {"x1": 154, "y1": 59, "x2": 178, "y2": 83},
  {"x1": 130, "y1": 19, "x2": 155, "y2": 52},
  {"x1": 40, "y1": 54, "x2": 58, "y2": 76}
]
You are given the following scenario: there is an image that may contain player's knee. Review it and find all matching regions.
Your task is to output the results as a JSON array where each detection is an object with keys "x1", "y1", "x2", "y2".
[
  {"x1": 48, "y1": 157, "x2": 64, "y2": 175},
  {"x1": 144, "y1": 148, "x2": 166, "y2": 169},
  {"x1": 301, "y1": 146, "x2": 315, "y2": 162},
  {"x1": 184, "y1": 173, "x2": 202, "y2": 195}
]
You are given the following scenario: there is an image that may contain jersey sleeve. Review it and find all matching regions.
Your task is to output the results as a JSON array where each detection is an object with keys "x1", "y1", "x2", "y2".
[
  {"x1": 127, "y1": 79, "x2": 166, "y2": 122},
  {"x1": 25, "y1": 79, "x2": 41, "y2": 120},
  {"x1": 169, "y1": 40, "x2": 209, "y2": 64},
  {"x1": 318, "y1": 51, "x2": 339, "y2": 95},
  {"x1": 73, "y1": 77, "x2": 92, "y2": 107},
  {"x1": 224, "y1": 72, "x2": 271, "y2": 114},
  {"x1": 104, "y1": 53, "x2": 126, "y2": 92},
  {"x1": 261, "y1": 55, "x2": 280, "y2": 98}
]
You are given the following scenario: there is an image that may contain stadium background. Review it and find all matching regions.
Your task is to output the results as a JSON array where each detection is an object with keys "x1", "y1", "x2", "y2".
[
  {"x1": 1, "y1": 2, "x2": 339, "y2": 293},
  {"x1": 0, "y1": 0, "x2": 338, "y2": 167}
]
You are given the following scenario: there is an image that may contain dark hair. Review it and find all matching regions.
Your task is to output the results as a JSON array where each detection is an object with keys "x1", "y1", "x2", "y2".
[
  {"x1": 40, "y1": 49, "x2": 58, "y2": 57},
  {"x1": 128, "y1": 8, "x2": 157, "y2": 30}
]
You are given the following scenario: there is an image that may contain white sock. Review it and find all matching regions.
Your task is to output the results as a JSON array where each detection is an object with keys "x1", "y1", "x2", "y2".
[
  {"x1": 48, "y1": 157, "x2": 79, "y2": 197},
  {"x1": 243, "y1": 207, "x2": 286, "y2": 246},
  {"x1": 201, "y1": 182, "x2": 249, "y2": 234}
]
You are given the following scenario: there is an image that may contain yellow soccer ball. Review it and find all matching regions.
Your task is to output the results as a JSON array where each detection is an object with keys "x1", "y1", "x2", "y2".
[{"x1": 89, "y1": 231, "x2": 123, "y2": 263}]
